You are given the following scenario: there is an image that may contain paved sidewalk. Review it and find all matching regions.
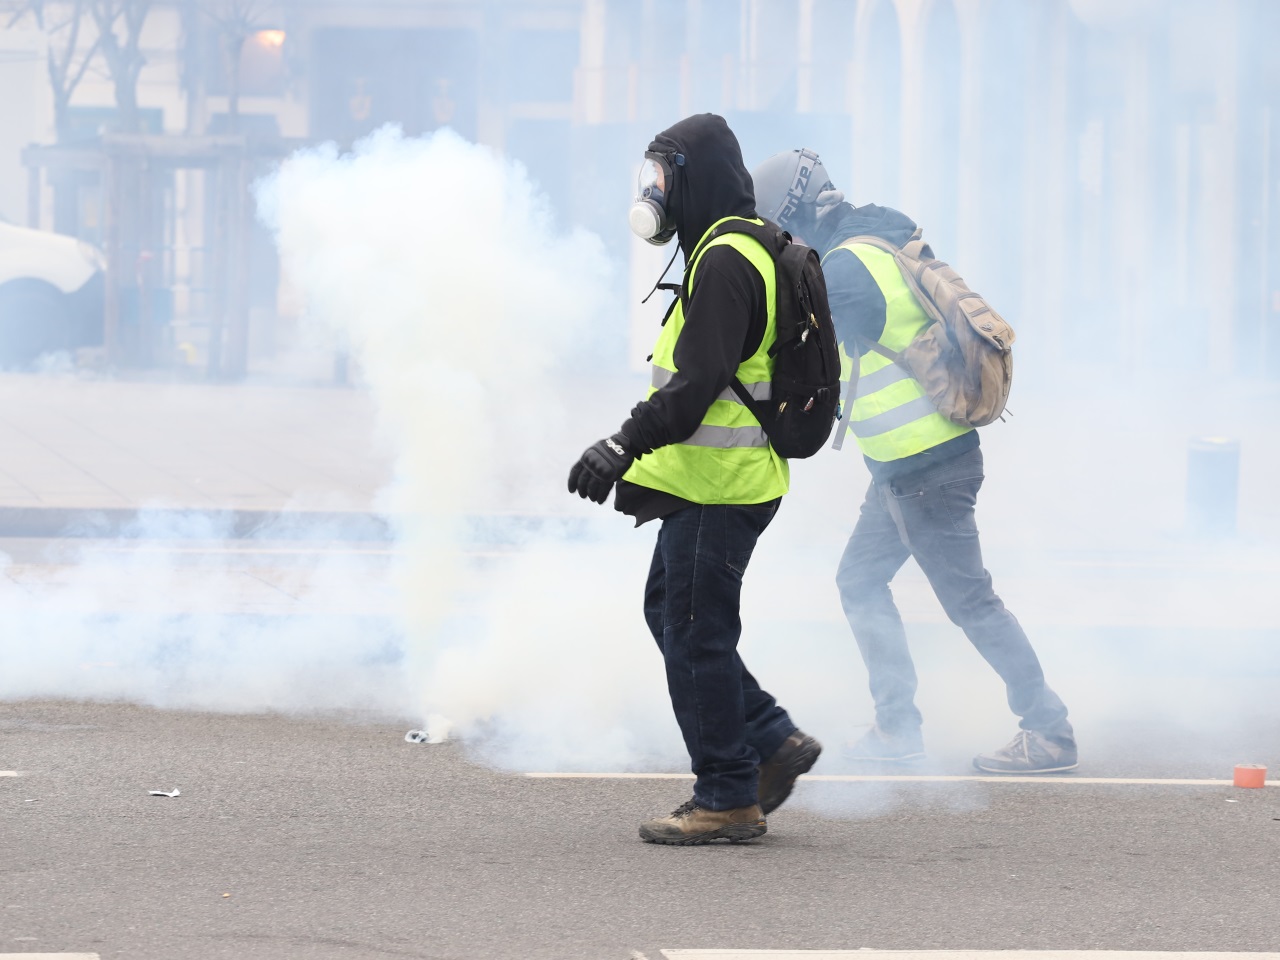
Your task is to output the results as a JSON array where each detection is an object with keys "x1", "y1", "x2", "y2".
[
  {"x1": 0, "y1": 370, "x2": 1276, "y2": 568},
  {"x1": 0, "y1": 374, "x2": 392, "y2": 536}
]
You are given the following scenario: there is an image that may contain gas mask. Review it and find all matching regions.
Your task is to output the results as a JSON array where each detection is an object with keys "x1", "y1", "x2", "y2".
[
  {"x1": 751, "y1": 147, "x2": 840, "y2": 241},
  {"x1": 628, "y1": 151, "x2": 682, "y2": 245}
]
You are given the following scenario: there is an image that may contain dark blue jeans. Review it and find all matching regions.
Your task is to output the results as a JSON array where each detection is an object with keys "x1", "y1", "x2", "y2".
[
  {"x1": 644, "y1": 500, "x2": 798, "y2": 811},
  {"x1": 835, "y1": 448, "x2": 1073, "y2": 741}
]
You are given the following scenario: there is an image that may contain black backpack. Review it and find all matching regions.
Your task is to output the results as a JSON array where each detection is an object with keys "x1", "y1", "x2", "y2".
[{"x1": 683, "y1": 219, "x2": 840, "y2": 459}]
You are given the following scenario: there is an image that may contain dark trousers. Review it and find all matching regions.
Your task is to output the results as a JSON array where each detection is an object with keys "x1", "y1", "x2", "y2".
[
  {"x1": 644, "y1": 500, "x2": 798, "y2": 811},
  {"x1": 835, "y1": 448, "x2": 1073, "y2": 741}
]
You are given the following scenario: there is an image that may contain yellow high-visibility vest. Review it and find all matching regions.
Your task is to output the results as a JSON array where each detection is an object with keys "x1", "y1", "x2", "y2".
[
  {"x1": 825, "y1": 239, "x2": 972, "y2": 461},
  {"x1": 623, "y1": 217, "x2": 789, "y2": 504}
]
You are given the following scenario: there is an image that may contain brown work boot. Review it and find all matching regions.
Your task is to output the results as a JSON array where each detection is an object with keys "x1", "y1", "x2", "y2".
[
  {"x1": 757, "y1": 731, "x2": 823, "y2": 814},
  {"x1": 638, "y1": 798, "x2": 766, "y2": 845}
]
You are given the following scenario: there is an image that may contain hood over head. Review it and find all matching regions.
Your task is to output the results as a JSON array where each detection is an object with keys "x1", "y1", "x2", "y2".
[
  {"x1": 647, "y1": 114, "x2": 756, "y2": 259},
  {"x1": 812, "y1": 201, "x2": 918, "y2": 256}
]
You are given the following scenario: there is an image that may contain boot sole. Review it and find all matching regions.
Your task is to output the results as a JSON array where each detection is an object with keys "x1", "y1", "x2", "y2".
[
  {"x1": 759, "y1": 739, "x2": 823, "y2": 815},
  {"x1": 640, "y1": 821, "x2": 767, "y2": 845}
]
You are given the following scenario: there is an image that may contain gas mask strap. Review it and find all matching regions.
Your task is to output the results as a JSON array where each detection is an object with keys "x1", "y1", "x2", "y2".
[{"x1": 640, "y1": 246, "x2": 681, "y2": 305}]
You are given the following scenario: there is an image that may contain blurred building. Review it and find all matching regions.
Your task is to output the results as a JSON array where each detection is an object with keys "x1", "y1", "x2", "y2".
[{"x1": 0, "y1": 0, "x2": 1276, "y2": 378}]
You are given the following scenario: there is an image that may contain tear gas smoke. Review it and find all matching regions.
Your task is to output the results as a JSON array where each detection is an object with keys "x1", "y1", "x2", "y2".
[
  {"x1": 0, "y1": 511, "x2": 412, "y2": 715},
  {"x1": 256, "y1": 126, "x2": 688, "y2": 770},
  {"x1": 0, "y1": 126, "x2": 692, "y2": 773},
  {"x1": 254, "y1": 123, "x2": 1279, "y2": 792},
  {"x1": 1, "y1": 115, "x2": 1274, "y2": 797}
]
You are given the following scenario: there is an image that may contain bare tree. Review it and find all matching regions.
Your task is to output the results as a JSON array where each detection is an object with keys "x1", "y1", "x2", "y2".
[
  {"x1": 5, "y1": 0, "x2": 102, "y2": 140},
  {"x1": 86, "y1": 0, "x2": 151, "y2": 133},
  {"x1": 202, "y1": 0, "x2": 266, "y2": 129}
]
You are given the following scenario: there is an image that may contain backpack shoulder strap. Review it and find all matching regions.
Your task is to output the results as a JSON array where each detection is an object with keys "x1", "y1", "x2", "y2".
[
  {"x1": 844, "y1": 233, "x2": 899, "y2": 256},
  {"x1": 680, "y1": 220, "x2": 773, "y2": 412},
  {"x1": 843, "y1": 230, "x2": 943, "y2": 328},
  {"x1": 900, "y1": 227, "x2": 929, "y2": 260},
  {"x1": 680, "y1": 218, "x2": 782, "y2": 310},
  {"x1": 843, "y1": 229, "x2": 930, "y2": 262},
  {"x1": 694, "y1": 219, "x2": 789, "y2": 425},
  {"x1": 835, "y1": 236, "x2": 914, "y2": 361},
  {"x1": 687, "y1": 217, "x2": 785, "y2": 265},
  {"x1": 858, "y1": 336, "x2": 903, "y2": 364},
  {"x1": 728, "y1": 378, "x2": 765, "y2": 423}
]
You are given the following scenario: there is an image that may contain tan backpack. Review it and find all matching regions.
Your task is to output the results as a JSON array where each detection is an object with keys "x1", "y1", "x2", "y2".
[{"x1": 845, "y1": 229, "x2": 1014, "y2": 429}]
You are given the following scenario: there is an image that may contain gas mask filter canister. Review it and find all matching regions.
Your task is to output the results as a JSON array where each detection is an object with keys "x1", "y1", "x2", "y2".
[{"x1": 629, "y1": 153, "x2": 681, "y2": 245}]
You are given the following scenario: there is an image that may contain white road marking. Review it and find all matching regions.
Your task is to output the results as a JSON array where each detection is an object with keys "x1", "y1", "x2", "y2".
[
  {"x1": 526, "y1": 772, "x2": 694, "y2": 779},
  {"x1": 85, "y1": 545, "x2": 398, "y2": 557},
  {"x1": 1061, "y1": 556, "x2": 1280, "y2": 571},
  {"x1": 1, "y1": 771, "x2": 22, "y2": 777},
  {"x1": 800, "y1": 775, "x2": 1279, "y2": 786},
  {"x1": 0, "y1": 954, "x2": 101, "y2": 959},
  {"x1": 526, "y1": 772, "x2": 1277, "y2": 786},
  {"x1": 662, "y1": 953, "x2": 1280, "y2": 960}
]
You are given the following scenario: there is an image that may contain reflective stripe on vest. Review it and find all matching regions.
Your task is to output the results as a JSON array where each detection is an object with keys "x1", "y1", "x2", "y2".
[
  {"x1": 621, "y1": 217, "x2": 790, "y2": 504},
  {"x1": 854, "y1": 360, "x2": 912, "y2": 400},
  {"x1": 826, "y1": 240, "x2": 972, "y2": 461},
  {"x1": 850, "y1": 395, "x2": 941, "y2": 438},
  {"x1": 684, "y1": 423, "x2": 770, "y2": 448},
  {"x1": 652, "y1": 366, "x2": 771, "y2": 449},
  {"x1": 650, "y1": 365, "x2": 772, "y2": 405}
]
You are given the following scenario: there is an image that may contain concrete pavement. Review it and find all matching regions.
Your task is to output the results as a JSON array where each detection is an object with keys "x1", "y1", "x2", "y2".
[{"x1": 3, "y1": 702, "x2": 1280, "y2": 960}]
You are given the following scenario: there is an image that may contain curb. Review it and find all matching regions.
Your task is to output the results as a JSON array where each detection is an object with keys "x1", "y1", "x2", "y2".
[
  {"x1": 0, "y1": 506, "x2": 395, "y2": 541},
  {"x1": 0, "y1": 508, "x2": 589, "y2": 544}
]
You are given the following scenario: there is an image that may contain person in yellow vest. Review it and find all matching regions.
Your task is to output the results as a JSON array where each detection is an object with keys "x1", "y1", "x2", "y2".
[
  {"x1": 751, "y1": 148, "x2": 1076, "y2": 774},
  {"x1": 567, "y1": 116, "x2": 822, "y2": 844}
]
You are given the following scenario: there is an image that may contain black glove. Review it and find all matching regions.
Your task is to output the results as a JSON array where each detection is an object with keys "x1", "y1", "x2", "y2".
[{"x1": 567, "y1": 433, "x2": 636, "y2": 504}]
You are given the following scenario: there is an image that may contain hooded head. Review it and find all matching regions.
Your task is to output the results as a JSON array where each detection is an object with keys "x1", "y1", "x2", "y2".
[
  {"x1": 750, "y1": 147, "x2": 846, "y2": 250},
  {"x1": 631, "y1": 114, "x2": 757, "y2": 260}
]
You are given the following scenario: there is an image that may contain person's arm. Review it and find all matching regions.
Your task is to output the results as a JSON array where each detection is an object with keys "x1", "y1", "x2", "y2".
[
  {"x1": 821, "y1": 246, "x2": 887, "y2": 350},
  {"x1": 620, "y1": 246, "x2": 764, "y2": 452}
]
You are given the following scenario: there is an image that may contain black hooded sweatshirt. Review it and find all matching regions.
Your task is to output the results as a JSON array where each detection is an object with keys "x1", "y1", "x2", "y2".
[
  {"x1": 614, "y1": 114, "x2": 774, "y2": 525},
  {"x1": 816, "y1": 201, "x2": 979, "y2": 484}
]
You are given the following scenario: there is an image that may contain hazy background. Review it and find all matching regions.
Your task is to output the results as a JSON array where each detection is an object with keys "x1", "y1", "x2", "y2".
[{"x1": 0, "y1": 0, "x2": 1276, "y2": 785}]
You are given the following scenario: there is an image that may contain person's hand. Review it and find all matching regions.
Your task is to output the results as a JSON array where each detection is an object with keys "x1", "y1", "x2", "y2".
[
  {"x1": 567, "y1": 433, "x2": 636, "y2": 504},
  {"x1": 816, "y1": 187, "x2": 845, "y2": 217}
]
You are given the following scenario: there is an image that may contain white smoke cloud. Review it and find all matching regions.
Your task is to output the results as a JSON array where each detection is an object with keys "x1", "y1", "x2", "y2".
[
  {"x1": 2, "y1": 109, "x2": 1274, "y2": 806},
  {"x1": 256, "y1": 125, "x2": 687, "y2": 770},
  {"x1": 0, "y1": 513, "x2": 412, "y2": 715}
]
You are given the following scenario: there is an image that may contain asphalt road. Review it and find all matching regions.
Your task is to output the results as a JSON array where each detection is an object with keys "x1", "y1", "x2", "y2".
[{"x1": 3, "y1": 700, "x2": 1278, "y2": 960}]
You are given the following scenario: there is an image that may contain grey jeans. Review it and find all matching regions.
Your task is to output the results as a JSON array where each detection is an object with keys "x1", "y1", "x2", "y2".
[{"x1": 835, "y1": 447, "x2": 1073, "y2": 741}]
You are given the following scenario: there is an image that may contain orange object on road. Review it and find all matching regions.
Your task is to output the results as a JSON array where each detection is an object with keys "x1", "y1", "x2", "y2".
[{"x1": 1233, "y1": 764, "x2": 1266, "y2": 788}]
